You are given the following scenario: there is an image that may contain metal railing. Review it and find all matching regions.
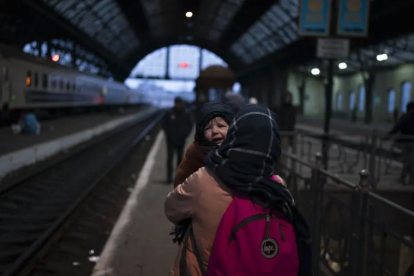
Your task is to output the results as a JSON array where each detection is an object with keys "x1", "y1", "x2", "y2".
[
  {"x1": 282, "y1": 150, "x2": 414, "y2": 276},
  {"x1": 279, "y1": 131, "x2": 414, "y2": 188}
]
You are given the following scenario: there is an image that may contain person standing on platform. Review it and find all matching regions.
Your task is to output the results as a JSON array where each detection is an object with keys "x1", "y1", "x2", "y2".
[
  {"x1": 393, "y1": 106, "x2": 399, "y2": 124},
  {"x1": 352, "y1": 106, "x2": 358, "y2": 122},
  {"x1": 272, "y1": 91, "x2": 297, "y2": 176},
  {"x1": 162, "y1": 97, "x2": 194, "y2": 183},
  {"x1": 222, "y1": 90, "x2": 246, "y2": 113},
  {"x1": 387, "y1": 101, "x2": 414, "y2": 185}
]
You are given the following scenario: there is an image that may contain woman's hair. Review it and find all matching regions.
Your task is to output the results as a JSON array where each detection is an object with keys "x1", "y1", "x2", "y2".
[{"x1": 195, "y1": 101, "x2": 234, "y2": 145}]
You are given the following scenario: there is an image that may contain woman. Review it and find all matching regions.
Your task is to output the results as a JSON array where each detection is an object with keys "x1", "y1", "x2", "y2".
[
  {"x1": 165, "y1": 105, "x2": 311, "y2": 276},
  {"x1": 174, "y1": 101, "x2": 234, "y2": 187}
]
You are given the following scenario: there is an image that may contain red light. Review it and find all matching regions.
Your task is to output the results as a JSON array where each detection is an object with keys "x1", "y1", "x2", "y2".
[
  {"x1": 179, "y1": 62, "x2": 190, "y2": 68},
  {"x1": 52, "y1": 54, "x2": 60, "y2": 62}
]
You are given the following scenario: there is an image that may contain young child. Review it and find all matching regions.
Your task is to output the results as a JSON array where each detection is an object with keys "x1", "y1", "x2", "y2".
[{"x1": 174, "y1": 101, "x2": 234, "y2": 187}]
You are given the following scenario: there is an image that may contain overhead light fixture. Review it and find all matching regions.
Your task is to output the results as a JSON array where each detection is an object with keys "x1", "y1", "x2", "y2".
[
  {"x1": 376, "y1": 53, "x2": 388, "y2": 61},
  {"x1": 186, "y1": 11, "x2": 193, "y2": 18},
  {"x1": 311, "y1": 68, "x2": 320, "y2": 75},
  {"x1": 338, "y1": 62, "x2": 347, "y2": 70}
]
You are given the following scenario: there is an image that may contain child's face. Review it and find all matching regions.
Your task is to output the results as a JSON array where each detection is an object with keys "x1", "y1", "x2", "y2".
[{"x1": 204, "y1": 117, "x2": 229, "y2": 146}]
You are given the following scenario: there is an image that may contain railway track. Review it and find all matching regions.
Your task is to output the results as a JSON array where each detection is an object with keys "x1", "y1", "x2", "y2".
[{"x1": 0, "y1": 110, "x2": 165, "y2": 276}]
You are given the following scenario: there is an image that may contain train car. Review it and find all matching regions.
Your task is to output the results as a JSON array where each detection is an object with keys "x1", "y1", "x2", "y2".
[{"x1": 0, "y1": 44, "x2": 140, "y2": 123}]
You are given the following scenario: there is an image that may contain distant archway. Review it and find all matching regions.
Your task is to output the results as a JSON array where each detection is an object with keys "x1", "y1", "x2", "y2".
[
  {"x1": 128, "y1": 45, "x2": 228, "y2": 80},
  {"x1": 125, "y1": 45, "x2": 230, "y2": 106}
]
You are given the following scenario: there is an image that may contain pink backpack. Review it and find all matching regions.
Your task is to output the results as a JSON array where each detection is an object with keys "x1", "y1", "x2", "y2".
[{"x1": 181, "y1": 175, "x2": 299, "y2": 276}]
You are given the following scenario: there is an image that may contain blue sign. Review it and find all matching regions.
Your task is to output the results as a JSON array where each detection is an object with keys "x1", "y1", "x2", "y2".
[
  {"x1": 298, "y1": 0, "x2": 331, "y2": 36},
  {"x1": 337, "y1": 0, "x2": 369, "y2": 36}
]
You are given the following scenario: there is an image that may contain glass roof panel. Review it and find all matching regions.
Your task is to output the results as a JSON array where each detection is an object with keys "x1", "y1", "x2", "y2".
[
  {"x1": 208, "y1": 0, "x2": 247, "y2": 41},
  {"x1": 140, "y1": 0, "x2": 163, "y2": 34},
  {"x1": 263, "y1": 38, "x2": 282, "y2": 52},
  {"x1": 195, "y1": 0, "x2": 220, "y2": 35},
  {"x1": 394, "y1": 52, "x2": 414, "y2": 61},
  {"x1": 281, "y1": 21, "x2": 295, "y2": 38},
  {"x1": 249, "y1": 22, "x2": 271, "y2": 41},
  {"x1": 231, "y1": 44, "x2": 246, "y2": 57},
  {"x1": 279, "y1": 0, "x2": 299, "y2": 17},
  {"x1": 230, "y1": 2, "x2": 298, "y2": 64},
  {"x1": 238, "y1": 33, "x2": 257, "y2": 48},
  {"x1": 263, "y1": 5, "x2": 285, "y2": 30},
  {"x1": 272, "y1": 5, "x2": 291, "y2": 23},
  {"x1": 251, "y1": 44, "x2": 266, "y2": 59},
  {"x1": 42, "y1": 0, "x2": 140, "y2": 59}
]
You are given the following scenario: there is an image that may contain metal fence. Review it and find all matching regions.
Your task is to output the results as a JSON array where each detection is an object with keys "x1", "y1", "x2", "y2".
[
  {"x1": 282, "y1": 150, "x2": 414, "y2": 276},
  {"x1": 279, "y1": 131, "x2": 414, "y2": 188}
]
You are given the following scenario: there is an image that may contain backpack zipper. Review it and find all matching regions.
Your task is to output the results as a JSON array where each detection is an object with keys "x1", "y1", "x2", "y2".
[
  {"x1": 265, "y1": 213, "x2": 270, "y2": 238},
  {"x1": 229, "y1": 213, "x2": 287, "y2": 242},
  {"x1": 279, "y1": 223, "x2": 286, "y2": 242}
]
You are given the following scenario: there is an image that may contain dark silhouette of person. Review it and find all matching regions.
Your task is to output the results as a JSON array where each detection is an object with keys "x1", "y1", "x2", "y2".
[
  {"x1": 162, "y1": 97, "x2": 194, "y2": 183},
  {"x1": 271, "y1": 91, "x2": 296, "y2": 177},
  {"x1": 388, "y1": 101, "x2": 414, "y2": 185}
]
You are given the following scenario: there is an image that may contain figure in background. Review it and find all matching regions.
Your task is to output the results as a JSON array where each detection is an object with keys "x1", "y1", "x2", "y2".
[
  {"x1": 162, "y1": 97, "x2": 194, "y2": 183},
  {"x1": 393, "y1": 106, "x2": 399, "y2": 124},
  {"x1": 352, "y1": 106, "x2": 358, "y2": 122},
  {"x1": 388, "y1": 101, "x2": 414, "y2": 185},
  {"x1": 272, "y1": 91, "x2": 297, "y2": 176},
  {"x1": 248, "y1": 97, "x2": 258, "y2": 105},
  {"x1": 13, "y1": 110, "x2": 41, "y2": 135},
  {"x1": 222, "y1": 90, "x2": 246, "y2": 113}
]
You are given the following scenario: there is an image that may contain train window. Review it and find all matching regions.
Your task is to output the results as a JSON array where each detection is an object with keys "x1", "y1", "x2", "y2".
[
  {"x1": 72, "y1": 83, "x2": 76, "y2": 91},
  {"x1": 26, "y1": 71, "x2": 32, "y2": 87},
  {"x1": 42, "y1": 74, "x2": 48, "y2": 89},
  {"x1": 51, "y1": 77, "x2": 57, "y2": 89},
  {"x1": 66, "y1": 82, "x2": 70, "y2": 90},
  {"x1": 34, "y1": 72, "x2": 39, "y2": 88},
  {"x1": 60, "y1": 80, "x2": 64, "y2": 90}
]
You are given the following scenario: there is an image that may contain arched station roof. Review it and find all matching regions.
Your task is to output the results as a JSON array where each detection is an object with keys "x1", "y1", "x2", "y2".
[{"x1": 3, "y1": 0, "x2": 414, "y2": 81}]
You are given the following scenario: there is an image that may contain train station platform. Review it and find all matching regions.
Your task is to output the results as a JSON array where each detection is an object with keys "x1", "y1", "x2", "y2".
[
  {"x1": 0, "y1": 107, "x2": 158, "y2": 180},
  {"x1": 89, "y1": 127, "x2": 414, "y2": 276},
  {"x1": 91, "y1": 130, "x2": 188, "y2": 276},
  {"x1": 298, "y1": 116, "x2": 393, "y2": 135}
]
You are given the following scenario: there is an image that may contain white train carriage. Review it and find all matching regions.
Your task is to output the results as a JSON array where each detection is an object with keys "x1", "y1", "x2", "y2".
[{"x1": 0, "y1": 44, "x2": 133, "y2": 111}]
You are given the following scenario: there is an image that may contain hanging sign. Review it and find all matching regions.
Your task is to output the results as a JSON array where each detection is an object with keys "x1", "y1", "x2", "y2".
[
  {"x1": 337, "y1": 0, "x2": 369, "y2": 37},
  {"x1": 298, "y1": 0, "x2": 331, "y2": 36}
]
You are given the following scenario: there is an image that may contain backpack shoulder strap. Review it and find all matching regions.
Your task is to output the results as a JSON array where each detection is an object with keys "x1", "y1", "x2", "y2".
[
  {"x1": 190, "y1": 225, "x2": 206, "y2": 275},
  {"x1": 179, "y1": 224, "x2": 206, "y2": 276}
]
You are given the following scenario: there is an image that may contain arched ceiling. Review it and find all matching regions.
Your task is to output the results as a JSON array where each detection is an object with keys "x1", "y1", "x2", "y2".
[{"x1": 2, "y1": 0, "x2": 414, "y2": 81}]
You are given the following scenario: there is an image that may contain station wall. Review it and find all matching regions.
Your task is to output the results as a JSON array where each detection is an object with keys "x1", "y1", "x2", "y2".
[
  {"x1": 286, "y1": 64, "x2": 414, "y2": 122},
  {"x1": 287, "y1": 70, "x2": 325, "y2": 116}
]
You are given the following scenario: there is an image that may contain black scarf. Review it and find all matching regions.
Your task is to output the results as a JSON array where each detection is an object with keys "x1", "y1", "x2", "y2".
[{"x1": 205, "y1": 104, "x2": 313, "y2": 276}]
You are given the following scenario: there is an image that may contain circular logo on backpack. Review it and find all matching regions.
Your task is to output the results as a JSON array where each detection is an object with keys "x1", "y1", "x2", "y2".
[{"x1": 261, "y1": 238, "x2": 279, "y2": 259}]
